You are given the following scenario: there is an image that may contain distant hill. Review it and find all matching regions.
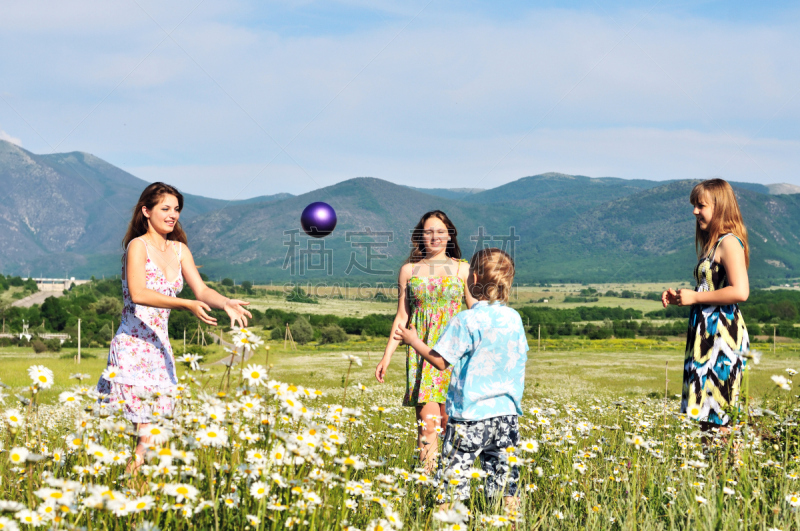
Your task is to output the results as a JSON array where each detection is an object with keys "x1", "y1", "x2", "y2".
[
  {"x1": 183, "y1": 177, "x2": 514, "y2": 282},
  {"x1": 237, "y1": 193, "x2": 295, "y2": 204},
  {"x1": 408, "y1": 187, "x2": 485, "y2": 200},
  {"x1": 517, "y1": 180, "x2": 800, "y2": 282},
  {"x1": 186, "y1": 176, "x2": 800, "y2": 284},
  {"x1": 0, "y1": 140, "x2": 283, "y2": 276},
  {"x1": 2, "y1": 140, "x2": 799, "y2": 283}
]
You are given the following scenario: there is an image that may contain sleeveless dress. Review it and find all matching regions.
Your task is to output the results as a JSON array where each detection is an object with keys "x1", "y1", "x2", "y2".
[
  {"x1": 403, "y1": 261, "x2": 467, "y2": 407},
  {"x1": 97, "y1": 238, "x2": 183, "y2": 423},
  {"x1": 681, "y1": 234, "x2": 749, "y2": 426}
]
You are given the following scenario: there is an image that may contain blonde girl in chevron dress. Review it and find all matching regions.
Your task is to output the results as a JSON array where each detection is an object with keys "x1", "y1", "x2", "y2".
[{"x1": 662, "y1": 178, "x2": 750, "y2": 431}]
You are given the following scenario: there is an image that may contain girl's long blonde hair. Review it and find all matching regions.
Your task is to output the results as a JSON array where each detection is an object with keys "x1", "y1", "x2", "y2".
[
  {"x1": 689, "y1": 178, "x2": 749, "y2": 268},
  {"x1": 469, "y1": 248, "x2": 515, "y2": 303}
]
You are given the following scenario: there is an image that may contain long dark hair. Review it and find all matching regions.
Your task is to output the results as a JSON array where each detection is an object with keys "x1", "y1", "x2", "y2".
[
  {"x1": 407, "y1": 210, "x2": 462, "y2": 263},
  {"x1": 122, "y1": 183, "x2": 188, "y2": 258}
]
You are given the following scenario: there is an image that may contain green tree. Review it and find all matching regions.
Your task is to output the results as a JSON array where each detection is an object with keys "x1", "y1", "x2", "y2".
[
  {"x1": 41, "y1": 296, "x2": 67, "y2": 331},
  {"x1": 24, "y1": 278, "x2": 38, "y2": 292},
  {"x1": 320, "y1": 324, "x2": 348, "y2": 344},
  {"x1": 290, "y1": 316, "x2": 313, "y2": 344},
  {"x1": 91, "y1": 296, "x2": 122, "y2": 316},
  {"x1": 98, "y1": 324, "x2": 112, "y2": 341},
  {"x1": 286, "y1": 286, "x2": 317, "y2": 304}
]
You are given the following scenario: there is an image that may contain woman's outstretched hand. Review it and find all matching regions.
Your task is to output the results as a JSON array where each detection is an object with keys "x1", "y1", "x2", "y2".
[
  {"x1": 661, "y1": 289, "x2": 678, "y2": 308},
  {"x1": 189, "y1": 300, "x2": 217, "y2": 325},
  {"x1": 375, "y1": 356, "x2": 390, "y2": 383},
  {"x1": 224, "y1": 299, "x2": 252, "y2": 329}
]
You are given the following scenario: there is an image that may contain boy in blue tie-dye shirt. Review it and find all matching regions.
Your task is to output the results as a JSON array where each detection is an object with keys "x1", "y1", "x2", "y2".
[{"x1": 394, "y1": 248, "x2": 528, "y2": 514}]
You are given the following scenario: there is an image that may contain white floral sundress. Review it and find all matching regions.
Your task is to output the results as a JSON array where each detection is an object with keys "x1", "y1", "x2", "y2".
[{"x1": 97, "y1": 238, "x2": 183, "y2": 423}]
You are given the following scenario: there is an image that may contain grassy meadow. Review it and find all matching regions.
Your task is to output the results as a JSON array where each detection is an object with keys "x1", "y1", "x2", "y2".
[
  {"x1": 2, "y1": 335, "x2": 798, "y2": 407},
  {"x1": 228, "y1": 281, "x2": 699, "y2": 317},
  {"x1": 3, "y1": 282, "x2": 800, "y2": 529}
]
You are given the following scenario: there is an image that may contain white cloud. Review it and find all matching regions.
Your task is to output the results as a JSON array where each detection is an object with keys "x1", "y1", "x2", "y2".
[
  {"x1": 1, "y1": 2, "x2": 799, "y2": 194},
  {"x1": 0, "y1": 128, "x2": 22, "y2": 146}
]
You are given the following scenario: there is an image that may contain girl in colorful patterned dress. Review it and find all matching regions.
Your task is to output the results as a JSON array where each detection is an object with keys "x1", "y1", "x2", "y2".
[
  {"x1": 662, "y1": 178, "x2": 750, "y2": 432},
  {"x1": 375, "y1": 210, "x2": 476, "y2": 471},
  {"x1": 97, "y1": 183, "x2": 252, "y2": 475}
]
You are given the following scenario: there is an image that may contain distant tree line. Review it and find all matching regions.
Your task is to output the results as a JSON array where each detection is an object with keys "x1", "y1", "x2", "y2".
[
  {"x1": 0, "y1": 274, "x2": 38, "y2": 297},
  {"x1": 0, "y1": 278, "x2": 393, "y2": 349},
  {"x1": 4, "y1": 277, "x2": 800, "y2": 347}
]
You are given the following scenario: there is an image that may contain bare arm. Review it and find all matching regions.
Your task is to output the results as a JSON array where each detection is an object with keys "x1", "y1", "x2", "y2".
[
  {"x1": 181, "y1": 244, "x2": 252, "y2": 328},
  {"x1": 393, "y1": 323, "x2": 450, "y2": 371},
  {"x1": 676, "y1": 237, "x2": 749, "y2": 306},
  {"x1": 375, "y1": 264, "x2": 412, "y2": 383},
  {"x1": 459, "y1": 262, "x2": 478, "y2": 309}
]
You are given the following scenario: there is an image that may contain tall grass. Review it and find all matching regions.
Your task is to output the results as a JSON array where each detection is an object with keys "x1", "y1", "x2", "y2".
[{"x1": 1, "y1": 340, "x2": 799, "y2": 529}]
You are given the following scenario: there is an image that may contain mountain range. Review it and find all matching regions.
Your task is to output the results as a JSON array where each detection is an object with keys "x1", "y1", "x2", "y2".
[{"x1": 1, "y1": 139, "x2": 799, "y2": 284}]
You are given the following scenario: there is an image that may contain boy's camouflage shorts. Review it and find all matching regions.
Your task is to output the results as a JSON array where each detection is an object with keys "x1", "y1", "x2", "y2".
[{"x1": 437, "y1": 415, "x2": 520, "y2": 501}]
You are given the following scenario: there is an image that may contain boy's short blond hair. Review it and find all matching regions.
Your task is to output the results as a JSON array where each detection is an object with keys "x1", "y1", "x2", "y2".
[{"x1": 469, "y1": 248, "x2": 515, "y2": 303}]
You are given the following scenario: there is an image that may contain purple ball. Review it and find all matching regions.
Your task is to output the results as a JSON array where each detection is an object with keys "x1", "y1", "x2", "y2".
[{"x1": 300, "y1": 202, "x2": 337, "y2": 238}]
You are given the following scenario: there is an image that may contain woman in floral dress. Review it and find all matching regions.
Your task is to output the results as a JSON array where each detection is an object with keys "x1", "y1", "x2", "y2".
[
  {"x1": 375, "y1": 210, "x2": 476, "y2": 470},
  {"x1": 97, "y1": 183, "x2": 251, "y2": 474}
]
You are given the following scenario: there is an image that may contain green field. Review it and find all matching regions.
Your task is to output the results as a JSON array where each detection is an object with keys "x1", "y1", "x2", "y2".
[
  {"x1": 3, "y1": 336, "x2": 800, "y2": 530},
  {"x1": 234, "y1": 281, "x2": 693, "y2": 318},
  {"x1": 4, "y1": 282, "x2": 800, "y2": 530},
  {"x1": 2, "y1": 336, "x2": 796, "y2": 406}
]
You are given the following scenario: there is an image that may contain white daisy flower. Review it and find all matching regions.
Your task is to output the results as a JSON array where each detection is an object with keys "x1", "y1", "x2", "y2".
[
  {"x1": 140, "y1": 424, "x2": 173, "y2": 445},
  {"x1": 772, "y1": 375, "x2": 792, "y2": 391},
  {"x1": 4, "y1": 409, "x2": 23, "y2": 427},
  {"x1": 242, "y1": 365, "x2": 268, "y2": 386},
  {"x1": 787, "y1": 492, "x2": 800, "y2": 507},
  {"x1": 196, "y1": 426, "x2": 228, "y2": 447},
  {"x1": 250, "y1": 481, "x2": 269, "y2": 499},
  {"x1": 163, "y1": 483, "x2": 199, "y2": 502},
  {"x1": 8, "y1": 447, "x2": 29, "y2": 465},
  {"x1": 101, "y1": 367, "x2": 121, "y2": 382},
  {"x1": 27, "y1": 365, "x2": 54, "y2": 389},
  {"x1": 58, "y1": 391, "x2": 81, "y2": 404},
  {"x1": 343, "y1": 354, "x2": 363, "y2": 367}
]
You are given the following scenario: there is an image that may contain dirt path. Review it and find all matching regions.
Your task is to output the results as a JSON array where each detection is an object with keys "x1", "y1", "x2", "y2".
[
  {"x1": 11, "y1": 290, "x2": 64, "y2": 308},
  {"x1": 207, "y1": 331, "x2": 258, "y2": 366}
]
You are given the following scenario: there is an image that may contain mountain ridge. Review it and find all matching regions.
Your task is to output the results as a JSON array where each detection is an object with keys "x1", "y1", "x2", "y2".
[{"x1": 2, "y1": 140, "x2": 799, "y2": 283}]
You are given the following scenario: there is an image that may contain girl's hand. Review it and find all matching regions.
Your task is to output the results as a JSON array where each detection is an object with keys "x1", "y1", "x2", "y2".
[
  {"x1": 393, "y1": 323, "x2": 420, "y2": 345},
  {"x1": 375, "y1": 357, "x2": 390, "y2": 383},
  {"x1": 224, "y1": 299, "x2": 252, "y2": 329},
  {"x1": 675, "y1": 289, "x2": 697, "y2": 306},
  {"x1": 661, "y1": 289, "x2": 678, "y2": 308},
  {"x1": 188, "y1": 300, "x2": 217, "y2": 325}
]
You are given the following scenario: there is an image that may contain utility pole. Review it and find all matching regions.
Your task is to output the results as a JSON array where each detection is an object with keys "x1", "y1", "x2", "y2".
[
  {"x1": 538, "y1": 324, "x2": 541, "y2": 354},
  {"x1": 774, "y1": 326, "x2": 777, "y2": 357},
  {"x1": 77, "y1": 319, "x2": 82, "y2": 364}
]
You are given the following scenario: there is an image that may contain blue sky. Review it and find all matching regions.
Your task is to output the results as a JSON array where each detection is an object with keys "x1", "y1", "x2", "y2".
[{"x1": 1, "y1": 0, "x2": 798, "y2": 199}]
